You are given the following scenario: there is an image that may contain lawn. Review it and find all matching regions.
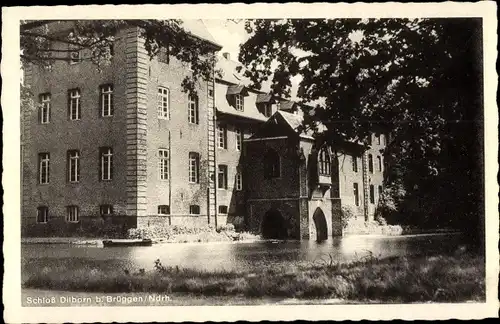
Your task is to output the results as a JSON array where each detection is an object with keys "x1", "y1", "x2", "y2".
[{"x1": 22, "y1": 252, "x2": 485, "y2": 303}]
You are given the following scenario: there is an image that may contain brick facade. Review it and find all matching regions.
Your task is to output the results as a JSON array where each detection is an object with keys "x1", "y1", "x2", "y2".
[{"x1": 21, "y1": 21, "x2": 386, "y2": 238}]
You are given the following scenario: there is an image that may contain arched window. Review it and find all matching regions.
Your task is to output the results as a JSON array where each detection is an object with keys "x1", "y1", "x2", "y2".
[
  {"x1": 318, "y1": 147, "x2": 331, "y2": 175},
  {"x1": 263, "y1": 149, "x2": 280, "y2": 179}
]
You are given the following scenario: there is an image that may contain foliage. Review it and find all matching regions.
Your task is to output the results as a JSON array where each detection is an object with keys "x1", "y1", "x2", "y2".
[
  {"x1": 340, "y1": 206, "x2": 356, "y2": 229},
  {"x1": 20, "y1": 19, "x2": 220, "y2": 92},
  {"x1": 239, "y1": 19, "x2": 483, "y2": 239},
  {"x1": 23, "y1": 253, "x2": 485, "y2": 302}
]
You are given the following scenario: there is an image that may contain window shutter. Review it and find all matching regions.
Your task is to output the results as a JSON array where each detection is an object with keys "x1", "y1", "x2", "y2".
[
  {"x1": 110, "y1": 87, "x2": 114, "y2": 116},
  {"x1": 37, "y1": 102, "x2": 41, "y2": 124},
  {"x1": 78, "y1": 89, "x2": 82, "y2": 120},
  {"x1": 98, "y1": 148, "x2": 102, "y2": 181},
  {"x1": 98, "y1": 86, "x2": 102, "y2": 118},
  {"x1": 67, "y1": 90, "x2": 71, "y2": 119}
]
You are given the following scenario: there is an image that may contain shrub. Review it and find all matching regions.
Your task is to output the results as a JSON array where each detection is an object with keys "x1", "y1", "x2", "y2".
[{"x1": 341, "y1": 206, "x2": 356, "y2": 229}]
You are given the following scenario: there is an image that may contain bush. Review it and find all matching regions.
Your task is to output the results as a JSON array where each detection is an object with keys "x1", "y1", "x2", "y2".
[{"x1": 341, "y1": 206, "x2": 356, "y2": 229}]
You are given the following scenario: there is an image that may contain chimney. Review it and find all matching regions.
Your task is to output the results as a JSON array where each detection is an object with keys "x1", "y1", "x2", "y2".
[{"x1": 222, "y1": 52, "x2": 230, "y2": 60}]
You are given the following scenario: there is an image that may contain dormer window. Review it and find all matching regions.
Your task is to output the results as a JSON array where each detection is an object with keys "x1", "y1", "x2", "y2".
[
  {"x1": 235, "y1": 94, "x2": 244, "y2": 111},
  {"x1": 226, "y1": 85, "x2": 248, "y2": 112},
  {"x1": 256, "y1": 93, "x2": 275, "y2": 117}
]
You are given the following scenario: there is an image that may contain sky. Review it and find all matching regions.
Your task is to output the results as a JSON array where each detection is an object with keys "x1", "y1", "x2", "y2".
[{"x1": 203, "y1": 19, "x2": 248, "y2": 61}]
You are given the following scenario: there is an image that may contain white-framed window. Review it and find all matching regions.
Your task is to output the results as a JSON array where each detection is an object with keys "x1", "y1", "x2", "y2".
[
  {"x1": 100, "y1": 84, "x2": 114, "y2": 117},
  {"x1": 188, "y1": 94, "x2": 199, "y2": 124},
  {"x1": 370, "y1": 185, "x2": 375, "y2": 204},
  {"x1": 235, "y1": 128, "x2": 242, "y2": 151},
  {"x1": 217, "y1": 125, "x2": 227, "y2": 149},
  {"x1": 376, "y1": 134, "x2": 381, "y2": 145},
  {"x1": 236, "y1": 171, "x2": 242, "y2": 191},
  {"x1": 235, "y1": 94, "x2": 244, "y2": 111},
  {"x1": 158, "y1": 205, "x2": 170, "y2": 215},
  {"x1": 188, "y1": 152, "x2": 200, "y2": 183},
  {"x1": 353, "y1": 183, "x2": 360, "y2": 206},
  {"x1": 318, "y1": 147, "x2": 331, "y2": 176},
  {"x1": 39, "y1": 93, "x2": 51, "y2": 124},
  {"x1": 68, "y1": 89, "x2": 81, "y2": 120},
  {"x1": 36, "y1": 206, "x2": 49, "y2": 224},
  {"x1": 157, "y1": 87, "x2": 170, "y2": 119},
  {"x1": 67, "y1": 150, "x2": 80, "y2": 183},
  {"x1": 100, "y1": 147, "x2": 113, "y2": 181},
  {"x1": 377, "y1": 156, "x2": 383, "y2": 172},
  {"x1": 100, "y1": 204, "x2": 113, "y2": 217},
  {"x1": 218, "y1": 205, "x2": 228, "y2": 214},
  {"x1": 368, "y1": 154, "x2": 374, "y2": 173},
  {"x1": 352, "y1": 155, "x2": 358, "y2": 172},
  {"x1": 38, "y1": 152, "x2": 50, "y2": 184},
  {"x1": 189, "y1": 205, "x2": 200, "y2": 215},
  {"x1": 158, "y1": 149, "x2": 169, "y2": 180},
  {"x1": 218, "y1": 165, "x2": 228, "y2": 189},
  {"x1": 378, "y1": 185, "x2": 383, "y2": 199},
  {"x1": 263, "y1": 103, "x2": 272, "y2": 117},
  {"x1": 66, "y1": 206, "x2": 79, "y2": 223}
]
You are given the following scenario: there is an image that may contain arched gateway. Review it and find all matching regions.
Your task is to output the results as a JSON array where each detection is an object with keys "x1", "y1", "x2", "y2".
[
  {"x1": 312, "y1": 207, "x2": 328, "y2": 241},
  {"x1": 261, "y1": 209, "x2": 287, "y2": 239}
]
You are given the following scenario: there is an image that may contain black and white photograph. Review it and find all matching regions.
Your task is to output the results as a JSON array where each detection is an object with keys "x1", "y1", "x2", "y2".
[{"x1": 2, "y1": 3, "x2": 498, "y2": 322}]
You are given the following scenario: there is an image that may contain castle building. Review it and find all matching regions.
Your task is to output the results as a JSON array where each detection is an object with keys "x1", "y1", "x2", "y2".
[{"x1": 21, "y1": 20, "x2": 386, "y2": 239}]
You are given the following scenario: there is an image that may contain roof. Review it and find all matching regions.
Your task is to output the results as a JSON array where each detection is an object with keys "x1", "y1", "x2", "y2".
[
  {"x1": 272, "y1": 110, "x2": 314, "y2": 139},
  {"x1": 278, "y1": 100, "x2": 296, "y2": 111},
  {"x1": 256, "y1": 93, "x2": 274, "y2": 103},
  {"x1": 181, "y1": 20, "x2": 222, "y2": 49},
  {"x1": 215, "y1": 82, "x2": 267, "y2": 122},
  {"x1": 226, "y1": 84, "x2": 247, "y2": 96}
]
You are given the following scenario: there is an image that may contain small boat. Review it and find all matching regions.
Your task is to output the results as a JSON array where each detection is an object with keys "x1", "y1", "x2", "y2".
[{"x1": 102, "y1": 238, "x2": 153, "y2": 247}]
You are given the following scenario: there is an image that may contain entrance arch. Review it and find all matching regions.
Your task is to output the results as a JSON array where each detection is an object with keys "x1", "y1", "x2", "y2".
[
  {"x1": 261, "y1": 209, "x2": 287, "y2": 239},
  {"x1": 313, "y1": 208, "x2": 328, "y2": 241}
]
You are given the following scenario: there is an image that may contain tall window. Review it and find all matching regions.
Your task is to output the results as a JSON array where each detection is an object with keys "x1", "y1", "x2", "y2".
[
  {"x1": 188, "y1": 152, "x2": 200, "y2": 183},
  {"x1": 263, "y1": 103, "x2": 272, "y2": 117},
  {"x1": 37, "y1": 206, "x2": 48, "y2": 223},
  {"x1": 368, "y1": 154, "x2": 374, "y2": 173},
  {"x1": 217, "y1": 125, "x2": 227, "y2": 149},
  {"x1": 376, "y1": 134, "x2": 381, "y2": 145},
  {"x1": 67, "y1": 150, "x2": 80, "y2": 183},
  {"x1": 66, "y1": 206, "x2": 79, "y2": 223},
  {"x1": 234, "y1": 94, "x2": 244, "y2": 111},
  {"x1": 100, "y1": 204, "x2": 113, "y2": 217},
  {"x1": 158, "y1": 149, "x2": 169, "y2": 180},
  {"x1": 264, "y1": 149, "x2": 280, "y2": 179},
  {"x1": 38, "y1": 153, "x2": 50, "y2": 184},
  {"x1": 352, "y1": 155, "x2": 358, "y2": 172},
  {"x1": 39, "y1": 93, "x2": 51, "y2": 124},
  {"x1": 235, "y1": 128, "x2": 242, "y2": 151},
  {"x1": 378, "y1": 185, "x2": 383, "y2": 199},
  {"x1": 318, "y1": 147, "x2": 331, "y2": 175},
  {"x1": 68, "y1": 89, "x2": 81, "y2": 120},
  {"x1": 100, "y1": 84, "x2": 114, "y2": 117},
  {"x1": 100, "y1": 147, "x2": 113, "y2": 181},
  {"x1": 189, "y1": 205, "x2": 200, "y2": 215},
  {"x1": 188, "y1": 94, "x2": 199, "y2": 124},
  {"x1": 353, "y1": 183, "x2": 360, "y2": 206},
  {"x1": 157, "y1": 87, "x2": 170, "y2": 119},
  {"x1": 235, "y1": 171, "x2": 243, "y2": 191},
  {"x1": 158, "y1": 205, "x2": 170, "y2": 215},
  {"x1": 370, "y1": 185, "x2": 375, "y2": 204},
  {"x1": 377, "y1": 156, "x2": 383, "y2": 172},
  {"x1": 218, "y1": 165, "x2": 228, "y2": 189}
]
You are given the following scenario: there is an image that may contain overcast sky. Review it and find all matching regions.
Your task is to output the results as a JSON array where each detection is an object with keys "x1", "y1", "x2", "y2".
[{"x1": 203, "y1": 19, "x2": 248, "y2": 61}]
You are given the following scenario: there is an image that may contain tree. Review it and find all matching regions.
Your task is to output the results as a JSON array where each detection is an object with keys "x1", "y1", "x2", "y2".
[
  {"x1": 20, "y1": 19, "x2": 220, "y2": 92},
  {"x1": 238, "y1": 19, "x2": 483, "y2": 244}
]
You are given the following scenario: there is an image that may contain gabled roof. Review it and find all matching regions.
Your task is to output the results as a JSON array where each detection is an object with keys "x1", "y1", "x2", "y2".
[
  {"x1": 226, "y1": 84, "x2": 248, "y2": 96},
  {"x1": 249, "y1": 110, "x2": 314, "y2": 140},
  {"x1": 256, "y1": 93, "x2": 275, "y2": 103},
  {"x1": 180, "y1": 20, "x2": 222, "y2": 49},
  {"x1": 278, "y1": 100, "x2": 297, "y2": 111}
]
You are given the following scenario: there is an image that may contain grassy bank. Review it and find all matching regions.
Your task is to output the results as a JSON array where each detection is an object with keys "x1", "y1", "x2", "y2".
[{"x1": 23, "y1": 253, "x2": 484, "y2": 303}]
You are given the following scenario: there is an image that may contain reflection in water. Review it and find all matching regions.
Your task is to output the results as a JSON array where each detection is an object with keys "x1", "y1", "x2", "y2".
[{"x1": 22, "y1": 234, "x2": 464, "y2": 272}]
